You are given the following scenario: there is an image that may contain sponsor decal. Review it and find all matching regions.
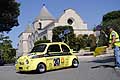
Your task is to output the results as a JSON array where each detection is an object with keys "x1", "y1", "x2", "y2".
[
  {"x1": 54, "y1": 58, "x2": 60, "y2": 66},
  {"x1": 61, "y1": 57, "x2": 64, "y2": 63}
]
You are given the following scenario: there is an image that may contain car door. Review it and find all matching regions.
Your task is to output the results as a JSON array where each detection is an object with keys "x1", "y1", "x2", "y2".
[
  {"x1": 45, "y1": 54, "x2": 54, "y2": 70},
  {"x1": 46, "y1": 44, "x2": 62, "y2": 70},
  {"x1": 61, "y1": 44, "x2": 72, "y2": 67}
]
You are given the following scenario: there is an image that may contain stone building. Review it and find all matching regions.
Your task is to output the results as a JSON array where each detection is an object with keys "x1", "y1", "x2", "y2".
[{"x1": 17, "y1": 4, "x2": 94, "y2": 57}]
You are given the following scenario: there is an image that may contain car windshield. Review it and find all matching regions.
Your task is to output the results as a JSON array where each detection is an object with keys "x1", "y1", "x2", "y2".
[{"x1": 31, "y1": 44, "x2": 47, "y2": 53}]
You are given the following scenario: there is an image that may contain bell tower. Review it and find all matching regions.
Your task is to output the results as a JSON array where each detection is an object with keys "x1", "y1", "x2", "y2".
[{"x1": 33, "y1": 4, "x2": 55, "y2": 31}]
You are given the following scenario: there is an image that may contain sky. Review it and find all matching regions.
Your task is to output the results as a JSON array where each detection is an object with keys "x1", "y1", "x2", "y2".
[{"x1": 7, "y1": 0, "x2": 120, "y2": 48}]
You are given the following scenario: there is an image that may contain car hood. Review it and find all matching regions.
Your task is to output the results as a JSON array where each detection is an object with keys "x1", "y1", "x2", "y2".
[
  {"x1": 17, "y1": 52, "x2": 45, "y2": 61},
  {"x1": 16, "y1": 55, "x2": 28, "y2": 64}
]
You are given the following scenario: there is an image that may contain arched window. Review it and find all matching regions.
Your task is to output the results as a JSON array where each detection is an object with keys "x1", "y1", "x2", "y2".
[
  {"x1": 67, "y1": 18, "x2": 74, "y2": 25},
  {"x1": 43, "y1": 36, "x2": 47, "y2": 40},
  {"x1": 38, "y1": 22, "x2": 42, "y2": 30}
]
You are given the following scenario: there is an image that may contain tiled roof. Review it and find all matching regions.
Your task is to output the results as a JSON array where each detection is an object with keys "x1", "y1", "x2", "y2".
[{"x1": 36, "y1": 4, "x2": 54, "y2": 20}]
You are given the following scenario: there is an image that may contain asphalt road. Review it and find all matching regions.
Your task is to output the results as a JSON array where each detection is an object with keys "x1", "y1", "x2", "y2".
[{"x1": 0, "y1": 55, "x2": 120, "y2": 80}]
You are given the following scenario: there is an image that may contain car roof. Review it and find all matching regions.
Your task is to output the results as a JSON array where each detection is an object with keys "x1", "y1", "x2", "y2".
[
  {"x1": 41, "y1": 42, "x2": 66, "y2": 45},
  {"x1": 36, "y1": 42, "x2": 67, "y2": 46}
]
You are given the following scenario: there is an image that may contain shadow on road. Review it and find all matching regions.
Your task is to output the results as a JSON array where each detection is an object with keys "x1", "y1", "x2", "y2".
[
  {"x1": 16, "y1": 67, "x2": 77, "y2": 74},
  {"x1": 91, "y1": 56, "x2": 115, "y2": 63},
  {"x1": 90, "y1": 56, "x2": 115, "y2": 69},
  {"x1": 91, "y1": 64, "x2": 120, "y2": 76},
  {"x1": 91, "y1": 65, "x2": 115, "y2": 69}
]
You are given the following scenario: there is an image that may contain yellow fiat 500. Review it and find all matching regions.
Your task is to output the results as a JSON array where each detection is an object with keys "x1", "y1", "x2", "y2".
[{"x1": 15, "y1": 42, "x2": 79, "y2": 73}]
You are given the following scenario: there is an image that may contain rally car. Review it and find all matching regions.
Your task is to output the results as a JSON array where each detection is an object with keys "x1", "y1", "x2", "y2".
[{"x1": 15, "y1": 42, "x2": 79, "y2": 73}]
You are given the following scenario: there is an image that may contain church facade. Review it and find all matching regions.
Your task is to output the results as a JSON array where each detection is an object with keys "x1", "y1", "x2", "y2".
[{"x1": 17, "y1": 5, "x2": 94, "y2": 57}]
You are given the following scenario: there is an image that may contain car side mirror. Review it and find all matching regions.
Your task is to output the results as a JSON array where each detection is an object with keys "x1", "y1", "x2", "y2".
[
  {"x1": 47, "y1": 49, "x2": 50, "y2": 53},
  {"x1": 47, "y1": 50, "x2": 51, "y2": 55},
  {"x1": 70, "y1": 49, "x2": 73, "y2": 53},
  {"x1": 70, "y1": 49, "x2": 73, "y2": 52},
  {"x1": 44, "y1": 50, "x2": 51, "y2": 57}
]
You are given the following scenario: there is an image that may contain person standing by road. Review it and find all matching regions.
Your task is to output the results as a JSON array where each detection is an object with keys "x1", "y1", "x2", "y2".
[{"x1": 108, "y1": 26, "x2": 120, "y2": 68}]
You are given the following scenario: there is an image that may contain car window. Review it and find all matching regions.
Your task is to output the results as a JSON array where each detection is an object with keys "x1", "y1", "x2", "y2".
[
  {"x1": 61, "y1": 44, "x2": 71, "y2": 55},
  {"x1": 48, "y1": 44, "x2": 61, "y2": 52},
  {"x1": 31, "y1": 44, "x2": 47, "y2": 53},
  {"x1": 61, "y1": 44, "x2": 70, "y2": 52}
]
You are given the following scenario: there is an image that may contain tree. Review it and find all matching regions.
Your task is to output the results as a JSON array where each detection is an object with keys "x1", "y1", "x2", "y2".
[
  {"x1": 97, "y1": 10, "x2": 120, "y2": 46},
  {"x1": 76, "y1": 34, "x2": 86, "y2": 49},
  {"x1": 52, "y1": 26, "x2": 76, "y2": 49},
  {"x1": 101, "y1": 10, "x2": 120, "y2": 33},
  {"x1": 0, "y1": 0, "x2": 20, "y2": 32},
  {"x1": 0, "y1": 33, "x2": 16, "y2": 63},
  {"x1": 88, "y1": 34, "x2": 96, "y2": 51},
  {"x1": 76, "y1": 34, "x2": 89, "y2": 48},
  {"x1": 102, "y1": 11, "x2": 120, "y2": 22}
]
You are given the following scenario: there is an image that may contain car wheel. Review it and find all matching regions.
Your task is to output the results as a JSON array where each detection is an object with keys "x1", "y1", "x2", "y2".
[
  {"x1": 37, "y1": 63, "x2": 46, "y2": 73},
  {"x1": 72, "y1": 59, "x2": 79, "y2": 68}
]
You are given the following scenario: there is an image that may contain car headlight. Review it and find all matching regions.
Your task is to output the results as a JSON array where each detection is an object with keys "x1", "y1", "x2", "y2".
[
  {"x1": 25, "y1": 59, "x2": 29, "y2": 64},
  {"x1": 15, "y1": 61, "x2": 18, "y2": 64}
]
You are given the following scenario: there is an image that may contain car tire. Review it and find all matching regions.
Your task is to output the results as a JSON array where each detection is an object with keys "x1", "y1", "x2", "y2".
[
  {"x1": 37, "y1": 63, "x2": 46, "y2": 73},
  {"x1": 72, "y1": 59, "x2": 79, "y2": 68}
]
